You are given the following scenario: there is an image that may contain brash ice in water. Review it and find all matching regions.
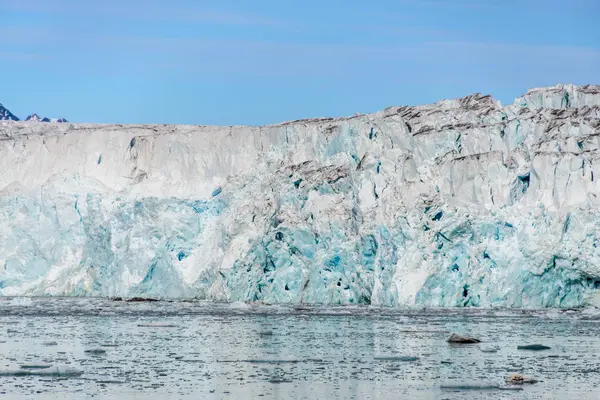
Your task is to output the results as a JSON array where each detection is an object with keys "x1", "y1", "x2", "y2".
[{"x1": 0, "y1": 298, "x2": 600, "y2": 399}]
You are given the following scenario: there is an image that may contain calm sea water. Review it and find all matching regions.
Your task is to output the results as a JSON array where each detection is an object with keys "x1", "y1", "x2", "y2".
[{"x1": 0, "y1": 297, "x2": 599, "y2": 399}]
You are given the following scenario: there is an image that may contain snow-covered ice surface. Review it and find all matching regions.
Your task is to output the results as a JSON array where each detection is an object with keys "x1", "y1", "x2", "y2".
[
  {"x1": 1, "y1": 84, "x2": 600, "y2": 307},
  {"x1": 0, "y1": 297, "x2": 599, "y2": 399}
]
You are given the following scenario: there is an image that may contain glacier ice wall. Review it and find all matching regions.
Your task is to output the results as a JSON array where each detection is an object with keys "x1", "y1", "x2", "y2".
[{"x1": 1, "y1": 84, "x2": 600, "y2": 307}]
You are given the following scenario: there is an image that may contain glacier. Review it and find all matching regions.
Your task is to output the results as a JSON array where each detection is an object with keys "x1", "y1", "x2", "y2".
[{"x1": 1, "y1": 84, "x2": 600, "y2": 308}]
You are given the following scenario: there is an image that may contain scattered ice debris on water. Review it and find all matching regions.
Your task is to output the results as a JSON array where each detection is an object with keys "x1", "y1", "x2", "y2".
[{"x1": 218, "y1": 357, "x2": 303, "y2": 364}]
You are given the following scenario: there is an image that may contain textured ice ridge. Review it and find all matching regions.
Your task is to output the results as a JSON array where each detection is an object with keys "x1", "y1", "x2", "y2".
[{"x1": 1, "y1": 84, "x2": 600, "y2": 307}]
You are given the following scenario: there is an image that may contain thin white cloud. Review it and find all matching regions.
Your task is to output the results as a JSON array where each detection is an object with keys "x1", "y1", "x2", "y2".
[
  {"x1": 0, "y1": 50, "x2": 54, "y2": 61},
  {"x1": 432, "y1": 41, "x2": 600, "y2": 59},
  {"x1": 396, "y1": 0, "x2": 597, "y2": 10},
  {"x1": 0, "y1": 0, "x2": 284, "y2": 26},
  {"x1": 2, "y1": 24, "x2": 598, "y2": 60},
  {"x1": 393, "y1": 0, "x2": 500, "y2": 9}
]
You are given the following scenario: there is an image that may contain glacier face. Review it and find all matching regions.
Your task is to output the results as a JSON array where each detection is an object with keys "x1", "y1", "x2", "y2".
[{"x1": 1, "y1": 84, "x2": 600, "y2": 307}]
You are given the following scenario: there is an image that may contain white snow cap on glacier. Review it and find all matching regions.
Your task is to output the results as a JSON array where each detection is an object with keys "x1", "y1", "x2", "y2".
[{"x1": 0, "y1": 84, "x2": 599, "y2": 308}]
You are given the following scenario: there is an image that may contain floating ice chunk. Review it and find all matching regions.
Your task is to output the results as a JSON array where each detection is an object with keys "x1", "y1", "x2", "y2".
[
  {"x1": 517, "y1": 344, "x2": 551, "y2": 351},
  {"x1": 506, "y1": 374, "x2": 539, "y2": 384},
  {"x1": 96, "y1": 379, "x2": 126, "y2": 384},
  {"x1": 240, "y1": 358, "x2": 299, "y2": 364},
  {"x1": 20, "y1": 363, "x2": 52, "y2": 369},
  {"x1": 84, "y1": 349, "x2": 106, "y2": 355},
  {"x1": 447, "y1": 334, "x2": 481, "y2": 344},
  {"x1": 10, "y1": 297, "x2": 32, "y2": 306},
  {"x1": 374, "y1": 356, "x2": 419, "y2": 361},
  {"x1": 480, "y1": 345, "x2": 500, "y2": 353},
  {"x1": 229, "y1": 302, "x2": 251, "y2": 310},
  {"x1": 440, "y1": 383, "x2": 500, "y2": 390},
  {"x1": 441, "y1": 383, "x2": 523, "y2": 391},
  {"x1": 0, "y1": 366, "x2": 83, "y2": 377}
]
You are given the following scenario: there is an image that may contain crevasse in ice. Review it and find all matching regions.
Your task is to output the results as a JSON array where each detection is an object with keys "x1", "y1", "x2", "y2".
[{"x1": 1, "y1": 84, "x2": 600, "y2": 307}]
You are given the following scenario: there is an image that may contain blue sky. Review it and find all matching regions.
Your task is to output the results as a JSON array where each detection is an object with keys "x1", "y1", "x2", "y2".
[{"x1": 1, "y1": 0, "x2": 598, "y2": 125}]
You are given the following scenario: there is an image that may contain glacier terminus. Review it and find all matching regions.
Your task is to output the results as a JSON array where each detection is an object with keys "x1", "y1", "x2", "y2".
[{"x1": 1, "y1": 84, "x2": 600, "y2": 308}]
